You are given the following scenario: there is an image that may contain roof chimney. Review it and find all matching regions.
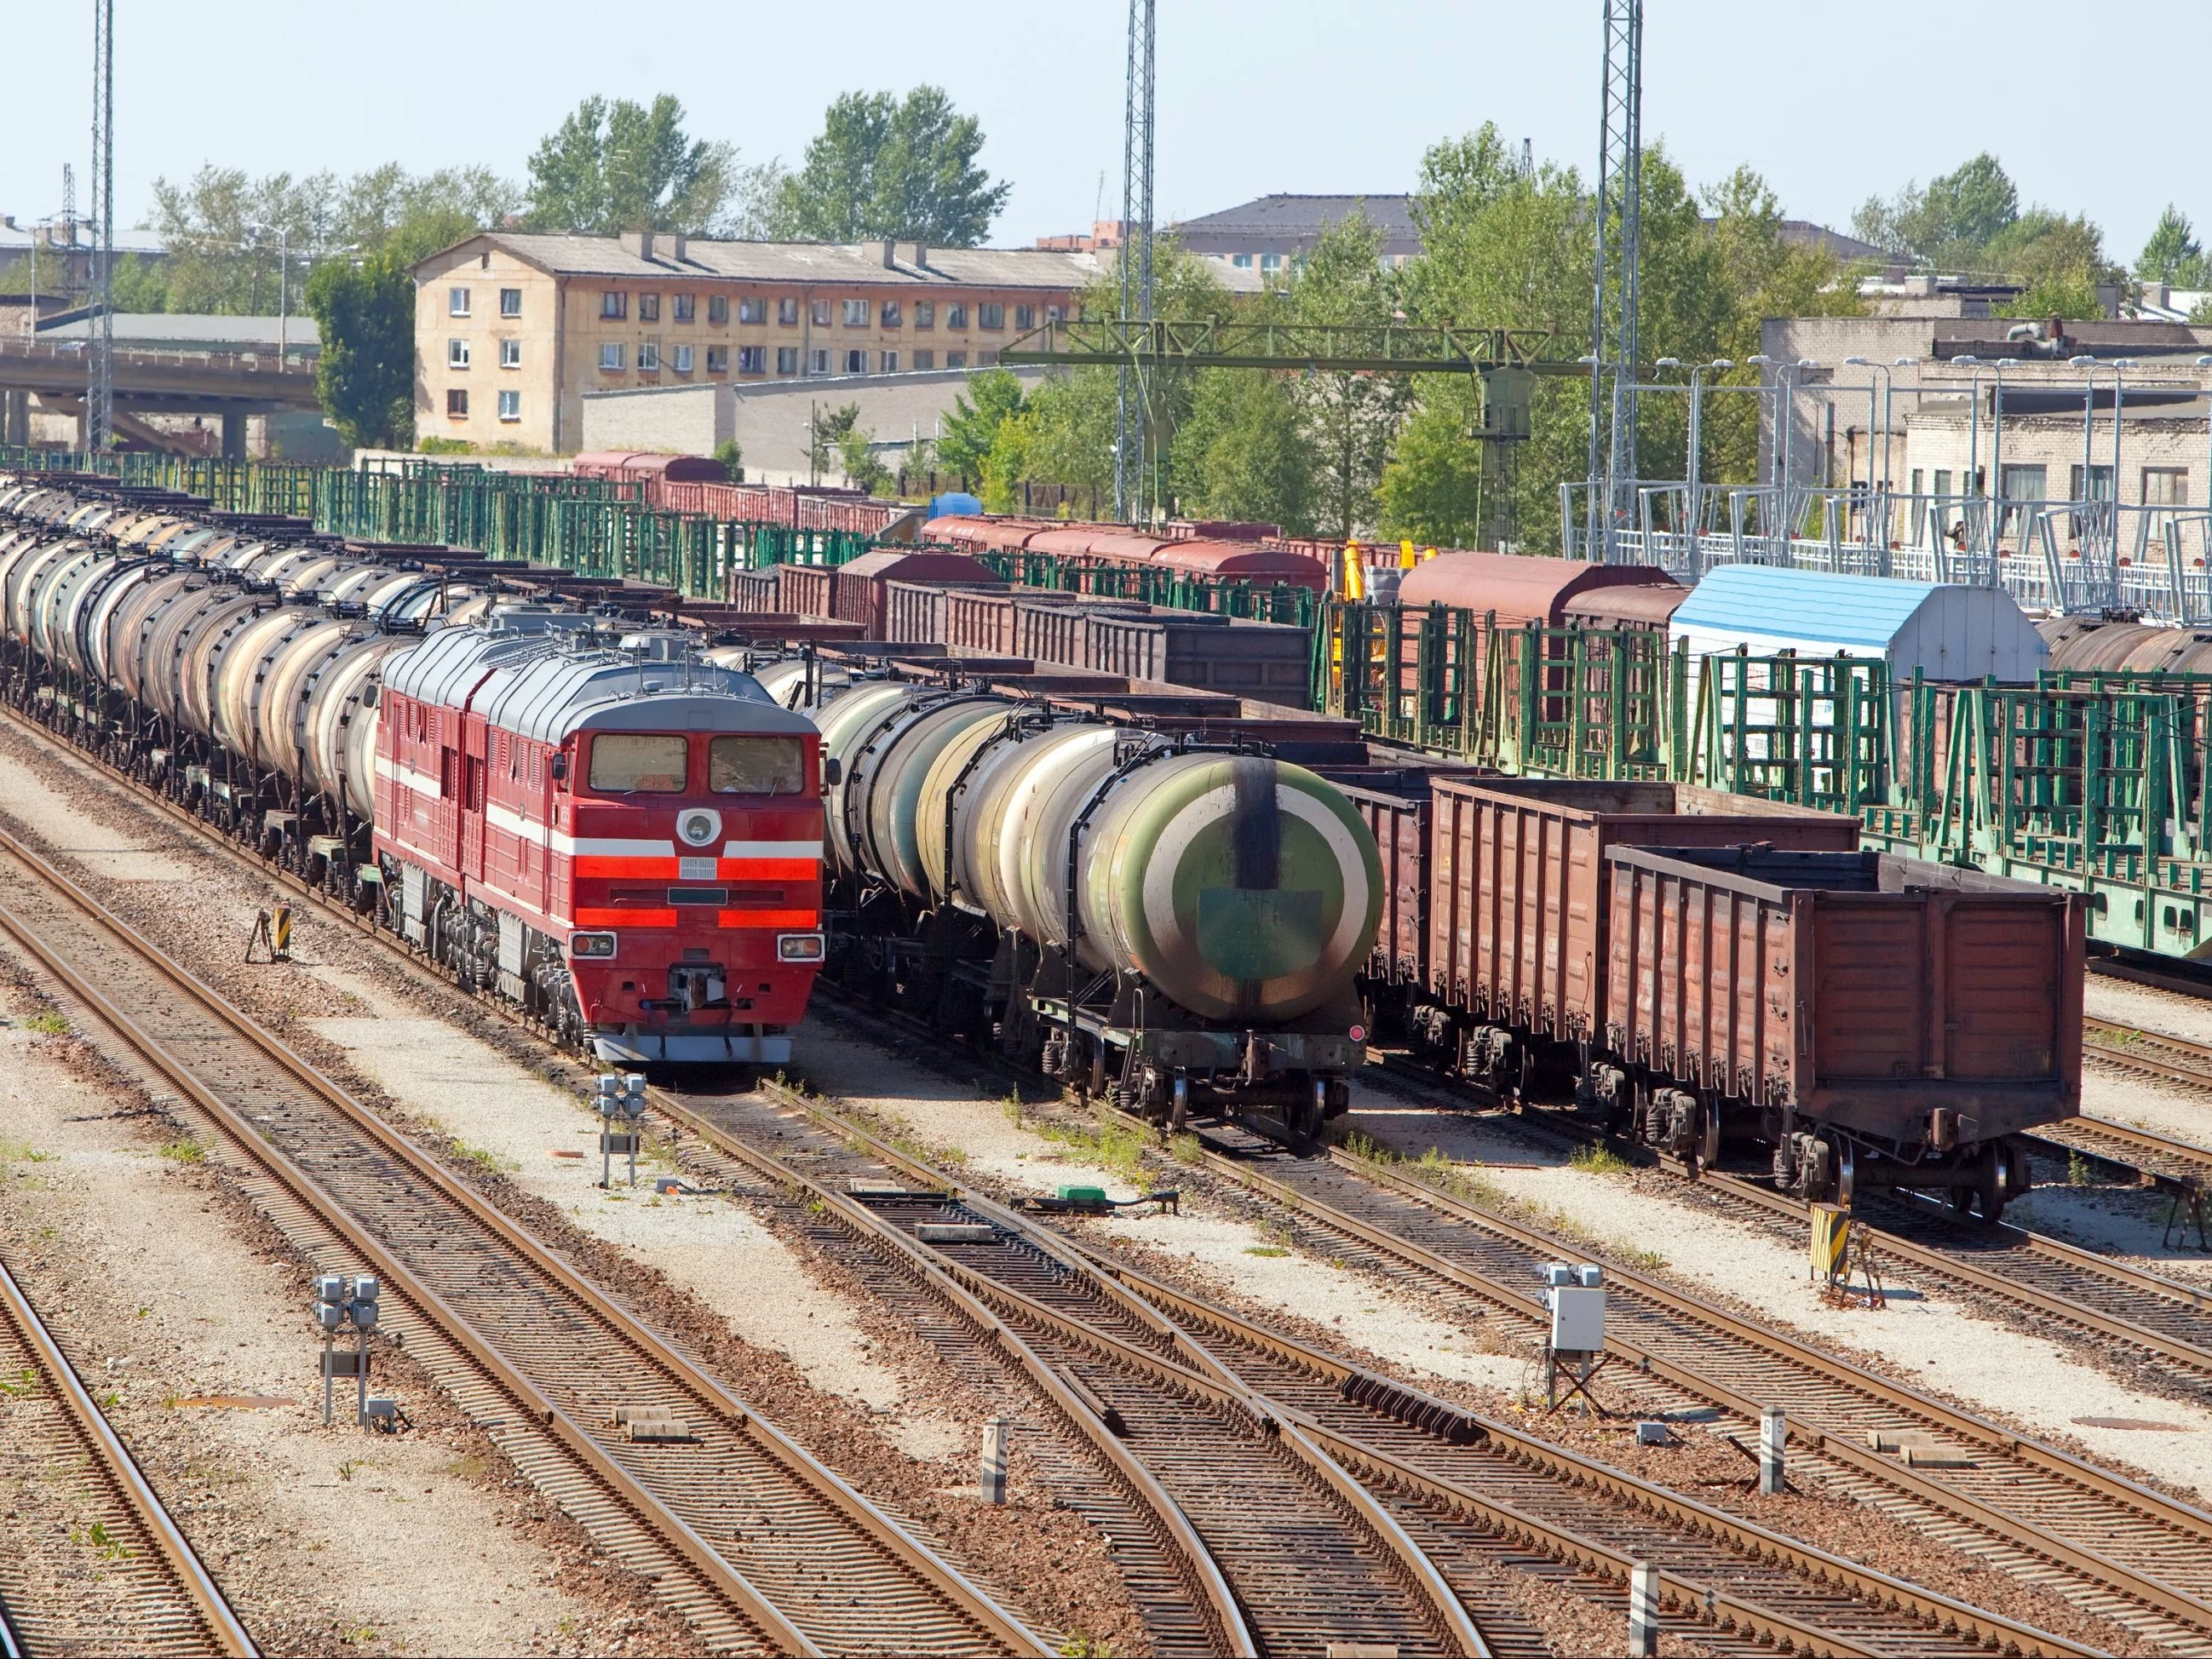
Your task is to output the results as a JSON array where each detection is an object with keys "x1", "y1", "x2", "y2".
[
  {"x1": 911, "y1": 241, "x2": 929, "y2": 269},
  {"x1": 670, "y1": 233, "x2": 687, "y2": 261},
  {"x1": 880, "y1": 238, "x2": 897, "y2": 268},
  {"x1": 619, "y1": 229, "x2": 653, "y2": 260}
]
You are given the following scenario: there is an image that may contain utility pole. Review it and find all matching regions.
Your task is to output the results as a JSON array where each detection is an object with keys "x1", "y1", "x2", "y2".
[
  {"x1": 88, "y1": 0, "x2": 116, "y2": 455},
  {"x1": 1587, "y1": 0, "x2": 1642, "y2": 561},
  {"x1": 1114, "y1": 0, "x2": 1155, "y2": 524}
]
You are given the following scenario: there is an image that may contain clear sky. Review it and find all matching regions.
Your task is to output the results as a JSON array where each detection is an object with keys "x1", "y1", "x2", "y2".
[{"x1": 6, "y1": 0, "x2": 2207, "y2": 268}]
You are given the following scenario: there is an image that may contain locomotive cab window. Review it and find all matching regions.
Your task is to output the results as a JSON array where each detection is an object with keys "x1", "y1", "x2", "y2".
[
  {"x1": 710, "y1": 736, "x2": 805, "y2": 795},
  {"x1": 589, "y1": 734, "x2": 689, "y2": 793}
]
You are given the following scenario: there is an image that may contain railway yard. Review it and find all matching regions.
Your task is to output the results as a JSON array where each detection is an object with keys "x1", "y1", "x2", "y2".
[{"x1": 0, "y1": 479, "x2": 2211, "y2": 1656}]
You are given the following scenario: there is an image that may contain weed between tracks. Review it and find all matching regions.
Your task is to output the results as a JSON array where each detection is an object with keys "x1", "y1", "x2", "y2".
[
  {"x1": 1036, "y1": 1113, "x2": 1150, "y2": 1184},
  {"x1": 20, "y1": 1012, "x2": 67, "y2": 1037},
  {"x1": 157, "y1": 1136, "x2": 206, "y2": 1164}
]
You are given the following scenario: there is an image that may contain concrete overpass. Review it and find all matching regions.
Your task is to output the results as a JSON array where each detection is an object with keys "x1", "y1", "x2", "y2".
[{"x1": 0, "y1": 315, "x2": 322, "y2": 456}]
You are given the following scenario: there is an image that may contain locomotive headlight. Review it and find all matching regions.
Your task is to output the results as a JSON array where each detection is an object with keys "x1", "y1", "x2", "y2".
[
  {"x1": 570, "y1": 930, "x2": 618, "y2": 959},
  {"x1": 776, "y1": 932, "x2": 825, "y2": 962}
]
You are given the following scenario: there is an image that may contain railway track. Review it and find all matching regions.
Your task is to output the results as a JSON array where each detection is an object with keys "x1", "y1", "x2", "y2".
[
  {"x1": 2062, "y1": 1018, "x2": 2212, "y2": 1198},
  {"x1": 654, "y1": 1076, "x2": 2095, "y2": 1659},
  {"x1": 0, "y1": 701, "x2": 2187, "y2": 1652},
  {"x1": 0, "y1": 821, "x2": 1046, "y2": 1657},
  {"x1": 0, "y1": 1251, "x2": 256, "y2": 1657}
]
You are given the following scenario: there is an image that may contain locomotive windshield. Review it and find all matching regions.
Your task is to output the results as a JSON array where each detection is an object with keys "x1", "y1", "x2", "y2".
[
  {"x1": 710, "y1": 735, "x2": 805, "y2": 795},
  {"x1": 589, "y1": 733, "x2": 687, "y2": 792}
]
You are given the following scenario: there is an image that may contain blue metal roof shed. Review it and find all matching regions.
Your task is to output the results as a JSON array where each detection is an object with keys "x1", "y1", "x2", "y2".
[{"x1": 1670, "y1": 565, "x2": 2048, "y2": 683}]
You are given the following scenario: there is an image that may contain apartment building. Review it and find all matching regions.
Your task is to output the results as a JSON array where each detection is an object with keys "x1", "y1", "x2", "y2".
[{"x1": 411, "y1": 231, "x2": 1097, "y2": 454}]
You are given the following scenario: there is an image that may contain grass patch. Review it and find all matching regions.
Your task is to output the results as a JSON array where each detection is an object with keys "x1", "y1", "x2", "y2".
[
  {"x1": 1243, "y1": 1246, "x2": 1290, "y2": 1259},
  {"x1": 451, "y1": 1142, "x2": 516, "y2": 1177},
  {"x1": 1169, "y1": 1132, "x2": 1203, "y2": 1166},
  {"x1": 21, "y1": 1013, "x2": 67, "y2": 1037},
  {"x1": 2069, "y1": 1150, "x2": 2093, "y2": 1186},
  {"x1": 1568, "y1": 1141, "x2": 1631, "y2": 1176},
  {"x1": 0, "y1": 1140, "x2": 55, "y2": 1165},
  {"x1": 1000, "y1": 1091, "x2": 1026, "y2": 1128},
  {"x1": 0, "y1": 1367, "x2": 41, "y2": 1398},
  {"x1": 72, "y1": 1521, "x2": 131, "y2": 1561},
  {"x1": 158, "y1": 1138, "x2": 206, "y2": 1165},
  {"x1": 1037, "y1": 1112, "x2": 1151, "y2": 1183}
]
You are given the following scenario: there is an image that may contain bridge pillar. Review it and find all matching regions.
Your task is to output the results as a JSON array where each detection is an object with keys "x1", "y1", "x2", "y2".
[
  {"x1": 220, "y1": 410, "x2": 247, "y2": 460},
  {"x1": 1, "y1": 390, "x2": 25, "y2": 447}
]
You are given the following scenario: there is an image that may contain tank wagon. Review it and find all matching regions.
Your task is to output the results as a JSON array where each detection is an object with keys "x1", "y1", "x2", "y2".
[
  {"x1": 0, "y1": 478, "x2": 826, "y2": 1067},
  {"x1": 750, "y1": 657, "x2": 1382, "y2": 1138}
]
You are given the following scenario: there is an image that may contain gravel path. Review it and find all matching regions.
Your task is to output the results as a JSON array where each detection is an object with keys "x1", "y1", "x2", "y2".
[
  {"x1": 0, "y1": 982, "x2": 681, "y2": 1657},
  {"x1": 2088, "y1": 974, "x2": 2212, "y2": 1049},
  {"x1": 1340, "y1": 1092, "x2": 2212, "y2": 1500}
]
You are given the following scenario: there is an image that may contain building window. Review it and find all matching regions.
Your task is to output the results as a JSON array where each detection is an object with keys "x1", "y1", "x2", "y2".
[
  {"x1": 946, "y1": 303, "x2": 968, "y2": 330},
  {"x1": 735, "y1": 296, "x2": 762, "y2": 324},
  {"x1": 448, "y1": 286, "x2": 470, "y2": 317},
  {"x1": 1013, "y1": 304, "x2": 1034, "y2": 330},
  {"x1": 673, "y1": 293, "x2": 694, "y2": 324},
  {"x1": 2070, "y1": 462, "x2": 2115, "y2": 501},
  {"x1": 915, "y1": 301, "x2": 934, "y2": 330},
  {"x1": 1261, "y1": 253, "x2": 1282, "y2": 271},
  {"x1": 498, "y1": 287, "x2": 521, "y2": 318},
  {"x1": 445, "y1": 387, "x2": 468, "y2": 417},
  {"x1": 778, "y1": 346, "x2": 799, "y2": 375},
  {"x1": 497, "y1": 389, "x2": 520, "y2": 422},
  {"x1": 1232, "y1": 253, "x2": 1253, "y2": 268},
  {"x1": 601, "y1": 291, "x2": 627, "y2": 319},
  {"x1": 673, "y1": 343, "x2": 694, "y2": 373},
  {"x1": 600, "y1": 342, "x2": 624, "y2": 370},
  {"x1": 446, "y1": 338, "x2": 470, "y2": 369},
  {"x1": 810, "y1": 299, "x2": 832, "y2": 327},
  {"x1": 946, "y1": 350, "x2": 967, "y2": 369},
  {"x1": 977, "y1": 302, "x2": 1004, "y2": 330},
  {"x1": 842, "y1": 298, "x2": 869, "y2": 326},
  {"x1": 739, "y1": 345, "x2": 767, "y2": 374},
  {"x1": 707, "y1": 295, "x2": 729, "y2": 324},
  {"x1": 844, "y1": 347, "x2": 867, "y2": 373},
  {"x1": 1998, "y1": 462, "x2": 2046, "y2": 500},
  {"x1": 706, "y1": 345, "x2": 728, "y2": 373},
  {"x1": 880, "y1": 350, "x2": 899, "y2": 373},
  {"x1": 913, "y1": 349, "x2": 935, "y2": 371},
  {"x1": 639, "y1": 293, "x2": 661, "y2": 322},
  {"x1": 808, "y1": 347, "x2": 830, "y2": 374},
  {"x1": 880, "y1": 301, "x2": 902, "y2": 328},
  {"x1": 1046, "y1": 305, "x2": 1065, "y2": 323},
  {"x1": 499, "y1": 337, "x2": 520, "y2": 369},
  {"x1": 978, "y1": 349, "x2": 999, "y2": 366},
  {"x1": 2146, "y1": 466, "x2": 2190, "y2": 506},
  {"x1": 1933, "y1": 468, "x2": 1953, "y2": 498},
  {"x1": 639, "y1": 341, "x2": 660, "y2": 371},
  {"x1": 779, "y1": 297, "x2": 800, "y2": 325}
]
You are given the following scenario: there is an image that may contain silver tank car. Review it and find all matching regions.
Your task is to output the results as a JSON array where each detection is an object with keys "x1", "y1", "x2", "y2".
[{"x1": 752, "y1": 657, "x2": 1382, "y2": 1135}]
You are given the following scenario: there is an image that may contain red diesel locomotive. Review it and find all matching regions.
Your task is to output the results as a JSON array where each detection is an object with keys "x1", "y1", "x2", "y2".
[{"x1": 373, "y1": 609, "x2": 825, "y2": 1065}]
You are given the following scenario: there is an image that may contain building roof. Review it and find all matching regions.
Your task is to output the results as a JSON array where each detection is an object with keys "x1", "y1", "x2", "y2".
[
  {"x1": 1674, "y1": 565, "x2": 2048, "y2": 684},
  {"x1": 0, "y1": 218, "x2": 167, "y2": 258},
  {"x1": 1769, "y1": 220, "x2": 1893, "y2": 262},
  {"x1": 423, "y1": 232, "x2": 1100, "y2": 291},
  {"x1": 35, "y1": 312, "x2": 319, "y2": 351},
  {"x1": 1174, "y1": 194, "x2": 1420, "y2": 250}
]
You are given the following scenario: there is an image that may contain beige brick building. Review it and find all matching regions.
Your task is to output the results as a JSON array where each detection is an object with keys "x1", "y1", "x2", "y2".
[{"x1": 411, "y1": 231, "x2": 1098, "y2": 455}]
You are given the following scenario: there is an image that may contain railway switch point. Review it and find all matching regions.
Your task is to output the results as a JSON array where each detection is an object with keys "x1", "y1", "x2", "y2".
[
  {"x1": 595, "y1": 1073, "x2": 646, "y2": 1186},
  {"x1": 1759, "y1": 1408, "x2": 1787, "y2": 1495},
  {"x1": 1542, "y1": 1264, "x2": 1612, "y2": 1415},
  {"x1": 1628, "y1": 1561, "x2": 1661, "y2": 1658},
  {"x1": 313, "y1": 1274, "x2": 379, "y2": 1427},
  {"x1": 979, "y1": 1416, "x2": 1010, "y2": 1505}
]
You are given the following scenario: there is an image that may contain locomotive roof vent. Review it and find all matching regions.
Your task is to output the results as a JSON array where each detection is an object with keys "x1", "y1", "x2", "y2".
[
  {"x1": 618, "y1": 630, "x2": 695, "y2": 662},
  {"x1": 486, "y1": 603, "x2": 596, "y2": 636}
]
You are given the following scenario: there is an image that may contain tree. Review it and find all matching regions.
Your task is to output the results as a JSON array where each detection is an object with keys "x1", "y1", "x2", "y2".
[
  {"x1": 526, "y1": 95, "x2": 741, "y2": 235},
  {"x1": 1169, "y1": 368, "x2": 1314, "y2": 534},
  {"x1": 936, "y1": 368, "x2": 1028, "y2": 480},
  {"x1": 1285, "y1": 213, "x2": 1410, "y2": 540},
  {"x1": 1853, "y1": 152, "x2": 2020, "y2": 267},
  {"x1": 1376, "y1": 383, "x2": 1486, "y2": 547},
  {"x1": 712, "y1": 438, "x2": 743, "y2": 482},
  {"x1": 302, "y1": 250, "x2": 413, "y2": 449},
  {"x1": 772, "y1": 87, "x2": 1010, "y2": 246},
  {"x1": 2138, "y1": 204, "x2": 2207, "y2": 285},
  {"x1": 106, "y1": 253, "x2": 169, "y2": 313}
]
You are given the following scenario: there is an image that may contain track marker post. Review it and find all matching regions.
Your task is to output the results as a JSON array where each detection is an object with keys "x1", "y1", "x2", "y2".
[
  {"x1": 1759, "y1": 1406, "x2": 1785, "y2": 1495},
  {"x1": 979, "y1": 1417, "x2": 1009, "y2": 1504},
  {"x1": 1628, "y1": 1560, "x2": 1660, "y2": 1656}
]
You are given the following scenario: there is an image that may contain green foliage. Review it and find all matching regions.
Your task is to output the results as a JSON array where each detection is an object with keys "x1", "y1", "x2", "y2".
[
  {"x1": 22, "y1": 1013, "x2": 68, "y2": 1036},
  {"x1": 417, "y1": 435, "x2": 473, "y2": 455},
  {"x1": 1853, "y1": 152, "x2": 2020, "y2": 266},
  {"x1": 1169, "y1": 367, "x2": 1314, "y2": 534},
  {"x1": 2138, "y1": 204, "x2": 2209, "y2": 285},
  {"x1": 158, "y1": 1137, "x2": 206, "y2": 1164},
  {"x1": 809, "y1": 402, "x2": 861, "y2": 479},
  {"x1": 303, "y1": 251, "x2": 414, "y2": 449},
  {"x1": 936, "y1": 369, "x2": 1029, "y2": 479},
  {"x1": 106, "y1": 253, "x2": 169, "y2": 313},
  {"x1": 711, "y1": 438, "x2": 744, "y2": 482},
  {"x1": 837, "y1": 422, "x2": 893, "y2": 497},
  {"x1": 1568, "y1": 1140, "x2": 1630, "y2": 1175},
  {"x1": 526, "y1": 95, "x2": 748, "y2": 235},
  {"x1": 148, "y1": 163, "x2": 520, "y2": 315},
  {"x1": 1286, "y1": 213, "x2": 1409, "y2": 538},
  {"x1": 772, "y1": 87, "x2": 1009, "y2": 246},
  {"x1": 1376, "y1": 382, "x2": 1485, "y2": 545}
]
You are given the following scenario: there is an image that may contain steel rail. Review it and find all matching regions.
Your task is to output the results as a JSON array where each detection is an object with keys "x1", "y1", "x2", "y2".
[
  {"x1": 654, "y1": 1089, "x2": 1257, "y2": 1658},
  {"x1": 1248, "y1": 1135, "x2": 2212, "y2": 1636},
  {"x1": 0, "y1": 824, "x2": 1046, "y2": 1657},
  {"x1": 0, "y1": 1251, "x2": 258, "y2": 1657},
  {"x1": 719, "y1": 1079, "x2": 2087, "y2": 1659}
]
